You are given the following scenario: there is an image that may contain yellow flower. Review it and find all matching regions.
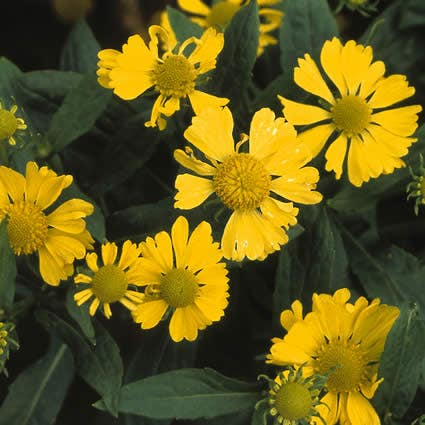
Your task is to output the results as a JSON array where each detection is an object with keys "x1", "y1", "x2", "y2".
[
  {"x1": 74, "y1": 241, "x2": 145, "y2": 318},
  {"x1": 131, "y1": 216, "x2": 229, "y2": 342},
  {"x1": 0, "y1": 162, "x2": 94, "y2": 286},
  {"x1": 0, "y1": 101, "x2": 27, "y2": 145},
  {"x1": 173, "y1": 106, "x2": 322, "y2": 262},
  {"x1": 279, "y1": 37, "x2": 422, "y2": 187},
  {"x1": 97, "y1": 25, "x2": 228, "y2": 130},
  {"x1": 175, "y1": 0, "x2": 283, "y2": 56},
  {"x1": 267, "y1": 288, "x2": 400, "y2": 425}
]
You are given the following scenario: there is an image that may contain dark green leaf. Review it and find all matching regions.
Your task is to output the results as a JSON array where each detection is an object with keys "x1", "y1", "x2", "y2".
[
  {"x1": 60, "y1": 20, "x2": 100, "y2": 73},
  {"x1": 37, "y1": 310, "x2": 123, "y2": 417},
  {"x1": 47, "y1": 74, "x2": 111, "y2": 152},
  {"x1": 375, "y1": 303, "x2": 425, "y2": 420},
  {"x1": 166, "y1": 6, "x2": 202, "y2": 42},
  {"x1": 279, "y1": 0, "x2": 337, "y2": 72},
  {"x1": 0, "y1": 58, "x2": 21, "y2": 100},
  {"x1": 0, "y1": 339, "x2": 74, "y2": 425},
  {"x1": 0, "y1": 221, "x2": 16, "y2": 309},
  {"x1": 96, "y1": 368, "x2": 261, "y2": 420}
]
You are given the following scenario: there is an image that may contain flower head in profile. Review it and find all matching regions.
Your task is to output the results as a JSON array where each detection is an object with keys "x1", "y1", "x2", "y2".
[
  {"x1": 279, "y1": 37, "x2": 422, "y2": 187},
  {"x1": 0, "y1": 162, "x2": 94, "y2": 286},
  {"x1": 267, "y1": 289, "x2": 400, "y2": 425},
  {"x1": 97, "y1": 25, "x2": 228, "y2": 130},
  {"x1": 173, "y1": 0, "x2": 283, "y2": 56},
  {"x1": 0, "y1": 101, "x2": 27, "y2": 145},
  {"x1": 131, "y1": 216, "x2": 229, "y2": 342},
  {"x1": 0, "y1": 321, "x2": 18, "y2": 374},
  {"x1": 174, "y1": 107, "x2": 322, "y2": 262},
  {"x1": 256, "y1": 367, "x2": 327, "y2": 425},
  {"x1": 74, "y1": 241, "x2": 145, "y2": 318}
]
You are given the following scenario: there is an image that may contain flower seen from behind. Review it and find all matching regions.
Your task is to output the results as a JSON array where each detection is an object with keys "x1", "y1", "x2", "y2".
[
  {"x1": 97, "y1": 25, "x2": 228, "y2": 130},
  {"x1": 279, "y1": 37, "x2": 422, "y2": 186},
  {"x1": 173, "y1": 107, "x2": 322, "y2": 262},
  {"x1": 267, "y1": 288, "x2": 400, "y2": 425},
  {"x1": 0, "y1": 162, "x2": 94, "y2": 286},
  {"x1": 74, "y1": 241, "x2": 145, "y2": 318},
  {"x1": 131, "y1": 216, "x2": 229, "y2": 342},
  {"x1": 175, "y1": 0, "x2": 283, "y2": 56},
  {"x1": 0, "y1": 101, "x2": 27, "y2": 145}
]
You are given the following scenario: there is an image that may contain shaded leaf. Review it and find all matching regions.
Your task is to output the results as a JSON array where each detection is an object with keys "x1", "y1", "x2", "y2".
[
  {"x1": 0, "y1": 221, "x2": 16, "y2": 309},
  {"x1": 0, "y1": 57, "x2": 21, "y2": 100},
  {"x1": 166, "y1": 6, "x2": 202, "y2": 42}
]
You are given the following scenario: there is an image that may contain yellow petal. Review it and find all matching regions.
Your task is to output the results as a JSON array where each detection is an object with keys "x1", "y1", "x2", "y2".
[
  {"x1": 278, "y1": 96, "x2": 331, "y2": 126},
  {"x1": 174, "y1": 148, "x2": 216, "y2": 176},
  {"x1": 101, "y1": 242, "x2": 118, "y2": 265},
  {"x1": 74, "y1": 274, "x2": 92, "y2": 284},
  {"x1": 38, "y1": 246, "x2": 68, "y2": 286},
  {"x1": 195, "y1": 263, "x2": 229, "y2": 287},
  {"x1": 89, "y1": 298, "x2": 100, "y2": 316},
  {"x1": 367, "y1": 124, "x2": 415, "y2": 158},
  {"x1": 268, "y1": 339, "x2": 312, "y2": 365},
  {"x1": 368, "y1": 75, "x2": 415, "y2": 109},
  {"x1": 297, "y1": 123, "x2": 335, "y2": 157},
  {"x1": 154, "y1": 230, "x2": 174, "y2": 270},
  {"x1": 315, "y1": 392, "x2": 340, "y2": 425},
  {"x1": 171, "y1": 216, "x2": 189, "y2": 269},
  {"x1": 321, "y1": 37, "x2": 347, "y2": 96},
  {"x1": 35, "y1": 174, "x2": 73, "y2": 210},
  {"x1": 74, "y1": 288, "x2": 93, "y2": 305},
  {"x1": 0, "y1": 166, "x2": 25, "y2": 202},
  {"x1": 346, "y1": 392, "x2": 380, "y2": 425},
  {"x1": 280, "y1": 300, "x2": 303, "y2": 331},
  {"x1": 178, "y1": 0, "x2": 210, "y2": 16},
  {"x1": 132, "y1": 299, "x2": 168, "y2": 329},
  {"x1": 371, "y1": 105, "x2": 422, "y2": 137},
  {"x1": 174, "y1": 174, "x2": 215, "y2": 209},
  {"x1": 47, "y1": 199, "x2": 93, "y2": 233},
  {"x1": 45, "y1": 230, "x2": 87, "y2": 263},
  {"x1": 347, "y1": 136, "x2": 365, "y2": 187},
  {"x1": 86, "y1": 252, "x2": 99, "y2": 272},
  {"x1": 189, "y1": 90, "x2": 229, "y2": 116},
  {"x1": 141, "y1": 234, "x2": 173, "y2": 273},
  {"x1": 195, "y1": 285, "x2": 228, "y2": 322},
  {"x1": 358, "y1": 60, "x2": 386, "y2": 98},
  {"x1": 183, "y1": 106, "x2": 235, "y2": 161},
  {"x1": 294, "y1": 54, "x2": 335, "y2": 104},
  {"x1": 260, "y1": 197, "x2": 298, "y2": 229},
  {"x1": 188, "y1": 28, "x2": 224, "y2": 74},
  {"x1": 325, "y1": 134, "x2": 348, "y2": 179},
  {"x1": 118, "y1": 240, "x2": 141, "y2": 270}
]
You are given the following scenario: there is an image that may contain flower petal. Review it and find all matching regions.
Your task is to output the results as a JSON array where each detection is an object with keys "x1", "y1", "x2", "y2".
[
  {"x1": 175, "y1": 174, "x2": 215, "y2": 209},
  {"x1": 368, "y1": 75, "x2": 416, "y2": 109},
  {"x1": 177, "y1": 0, "x2": 210, "y2": 16},
  {"x1": 0, "y1": 166, "x2": 25, "y2": 202},
  {"x1": 371, "y1": 105, "x2": 422, "y2": 137},
  {"x1": 346, "y1": 392, "x2": 380, "y2": 425},
  {"x1": 171, "y1": 216, "x2": 189, "y2": 269},
  {"x1": 132, "y1": 300, "x2": 169, "y2": 329},
  {"x1": 188, "y1": 90, "x2": 229, "y2": 116},
  {"x1": 279, "y1": 96, "x2": 331, "y2": 126},
  {"x1": 101, "y1": 242, "x2": 118, "y2": 266},
  {"x1": 188, "y1": 28, "x2": 224, "y2": 74},
  {"x1": 297, "y1": 123, "x2": 335, "y2": 157},
  {"x1": 325, "y1": 133, "x2": 348, "y2": 179},
  {"x1": 321, "y1": 37, "x2": 347, "y2": 96},
  {"x1": 174, "y1": 148, "x2": 216, "y2": 176}
]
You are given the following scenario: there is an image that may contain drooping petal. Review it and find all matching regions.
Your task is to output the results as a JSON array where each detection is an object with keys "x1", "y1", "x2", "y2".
[
  {"x1": 346, "y1": 136, "x2": 365, "y2": 187},
  {"x1": 132, "y1": 300, "x2": 169, "y2": 329},
  {"x1": 38, "y1": 246, "x2": 69, "y2": 286},
  {"x1": 174, "y1": 174, "x2": 215, "y2": 209},
  {"x1": 346, "y1": 392, "x2": 380, "y2": 425},
  {"x1": 315, "y1": 392, "x2": 340, "y2": 425}
]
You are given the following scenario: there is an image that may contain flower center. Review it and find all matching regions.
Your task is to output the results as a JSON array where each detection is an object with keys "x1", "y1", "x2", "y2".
[
  {"x1": 160, "y1": 268, "x2": 199, "y2": 308},
  {"x1": 91, "y1": 264, "x2": 128, "y2": 303},
  {"x1": 206, "y1": 2, "x2": 240, "y2": 29},
  {"x1": 331, "y1": 95, "x2": 371, "y2": 135},
  {"x1": 213, "y1": 153, "x2": 271, "y2": 211},
  {"x1": 6, "y1": 201, "x2": 48, "y2": 255},
  {"x1": 0, "y1": 109, "x2": 18, "y2": 141},
  {"x1": 152, "y1": 55, "x2": 196, "y2": 98},
  {"x1": 315, "y1": 341, "x2": 365, "y2": 392},
  {"x1": 274, "y1": 382, "x2": 313, "y2": 420}
]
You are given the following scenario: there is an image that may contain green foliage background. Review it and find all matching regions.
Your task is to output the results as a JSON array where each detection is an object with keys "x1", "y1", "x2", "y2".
[{"x1": 0, "y1": 0, "x2": 424, "y2": 424}]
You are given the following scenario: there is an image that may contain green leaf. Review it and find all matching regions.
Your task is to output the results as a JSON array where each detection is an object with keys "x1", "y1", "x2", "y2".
[
  {"x1": 0, "y1": 339, "x2": 74, "y2": 425},
  {"x1": 47, "y1": 74, "x2": 111, "y2": 153},
  {"x1": 96, "y1": 368, "x2": 261, "y2": 420},
  {"x1": 37, "y1": 310, "x2": 123, "y2": 417},
  {"x1": 209, "y1": 0, "x2": 259, "y2": 115},
  {"x1": 279, "y1": 0, "x2": 337, "y2": 72},
  {"x1": 65, "y1": 286, "x2": 95, "y2": 344},
  {"x1": 60, "y1": 20, "x2": 100, "y2": 73},
  {"x1": 166, "y1": 6, "x2": 202, "y2": 42},
  {"x1": 0, "y1": 57, "x2": 22, "y2": 100},
  {"x1": 0, "y1": 221, "x2": 16, "y2": 309},
  {"x1": 375, "y1": 303, "x2": 425, "y2": 420}
]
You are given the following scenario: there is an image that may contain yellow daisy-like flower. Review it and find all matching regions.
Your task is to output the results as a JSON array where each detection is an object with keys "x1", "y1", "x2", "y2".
[
  {"x1": 74, "y1": 241, "x2": 145, "y2": 318},
  {"x1": 173, "y1": 106, "x2": 322, "y2": 262},
  {"x1": 131, "y1": 216, "x2": 229, "y2": 342},
  {"x1": 279, "y1": 37, "x2": 422, "y2": 187},
  {"x1": 0, "y1": 162, "x2": 94, "y2": 286},
  {"x1": 0, "y1": 101, "x2": 27, "y2": 146},
  {"x1": 175, "y1": 0, "x2": 283, "y2": 56},
  {"x1": 97, "y1": 25, "x2": 228, "y2": 130},
  {"x1": 267, "y1": 289, "x2": 400, "y2": 425}
]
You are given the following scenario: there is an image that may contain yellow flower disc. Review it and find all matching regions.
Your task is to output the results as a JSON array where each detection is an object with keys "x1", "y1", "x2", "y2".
[
  {"x1": 206, "y1": 1, "x2": 240, "y2": 28},
  {"x1": 7, "y1": 201, "x2": 48, "y2": 255},
  {"x1": 274, "y1": 381, "x2": 313, "y2": 421},
  {"x1": 213, "y1": 153, "x2": 271, "y2": 210},
  {"x1": 160, "y1": 268, "x2": 199, "y2": 308},
  {"x1": 0, "y1": 109, "x2": 18, "y2": 141},
  {"x1": 331, "y1": 95, "x2": 371, "y2": 135},
  {"x1": 152, "y1": 55, "x2": 196, "y2": 98},
  {"x1": 315, "y1": 341, "x2": 364, "y2": 392},
  {"x1": 91, "y1": 265, "x2": 129, "y2": 303}
]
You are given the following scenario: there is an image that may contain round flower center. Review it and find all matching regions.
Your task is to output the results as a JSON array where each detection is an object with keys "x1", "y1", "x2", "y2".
[
  {"x1": 206, "y1": 2, "x2": 240, "y2": 29},
  {"x1": 160, "y1": 268, "x2": 199, "y2": 308},
  {"x1": 0, "y1": 109, "x2": 18, "y2": 141},
  {"x1": 91, "y1": 264, "x2": 128, "y2": 303},
  {"x1": 6, "y1": 201, "x2": 48, "y2": 255},
  {"x1": 331, "y1": 95, "x2": 371, "y2": 135},
  {"x1": 213, "y1": 153, "x2": 271, "y2": 211},
  {"x1": 274, "y1": 382, "x2": 313, "y2": 420},
  {"x1": 152, "y1": 55, "x2": 196, "y2": 98},
  {"x1": 315, "y1": 341, "x2": 364, "y2": 392}
]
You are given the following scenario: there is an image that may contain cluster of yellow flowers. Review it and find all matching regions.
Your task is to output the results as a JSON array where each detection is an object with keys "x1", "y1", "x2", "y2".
[{"x1": 0, "y1": 0, "x2": 419, "y2": 423}]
